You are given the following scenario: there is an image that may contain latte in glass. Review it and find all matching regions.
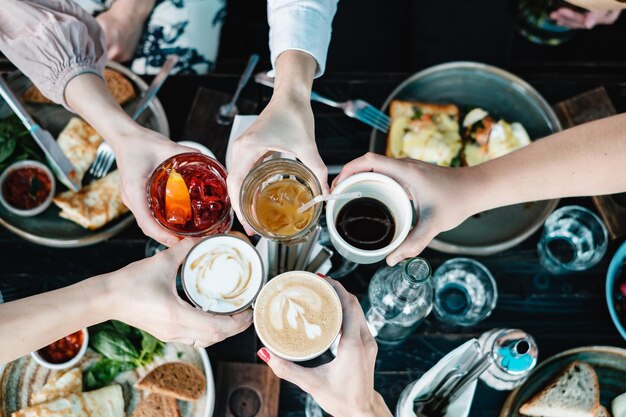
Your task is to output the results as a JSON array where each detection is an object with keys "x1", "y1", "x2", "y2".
[{"x1": 254, "y1": 271, "x2": 343, "y2": 361}]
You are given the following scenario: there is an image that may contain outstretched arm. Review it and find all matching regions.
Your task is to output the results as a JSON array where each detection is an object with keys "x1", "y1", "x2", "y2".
[
  {"x1": 0, "y1": 240, "x2": 253, "y2": 364},
  {"x1": 335, "y1": 113, "x2": 626, "y2": 265},
  {"x1": 227, "y1": 0, "x2": 339, "y2": 234}
]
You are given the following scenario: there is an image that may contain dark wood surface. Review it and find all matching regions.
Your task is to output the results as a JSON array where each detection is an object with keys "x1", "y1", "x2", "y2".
[
  {"x1": 215, "y1": 362, "x2": 280, "y2": 417},
  {"x1": 1, "y1": 67, "x2": 626, "y2": 417},
  {"x1": 554, "y1": 87, "x2": 626, "y2": 241}
]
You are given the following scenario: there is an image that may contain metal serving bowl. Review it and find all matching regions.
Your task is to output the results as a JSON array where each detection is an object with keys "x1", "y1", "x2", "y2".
[{"x1": 370, "y1": 61, "x2": 562, "y2": 255}]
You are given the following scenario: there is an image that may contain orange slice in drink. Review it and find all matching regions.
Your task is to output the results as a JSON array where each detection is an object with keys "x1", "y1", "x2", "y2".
[{"x1": 165, "y1": 169, "x2": 191, "y2": 225}]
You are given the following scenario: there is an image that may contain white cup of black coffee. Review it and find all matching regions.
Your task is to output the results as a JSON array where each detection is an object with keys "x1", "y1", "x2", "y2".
[{"x1": 326, "y1": 172, "x2": 413, "y2": 264}]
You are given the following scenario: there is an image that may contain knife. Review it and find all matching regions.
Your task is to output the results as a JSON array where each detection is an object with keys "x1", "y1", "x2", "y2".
[
  {"x1": 0, "y1": 76, "x2": 81, "y2": 192},
  {"x1": 130, "y1": 55, "x2": 179, "y2": 121}
]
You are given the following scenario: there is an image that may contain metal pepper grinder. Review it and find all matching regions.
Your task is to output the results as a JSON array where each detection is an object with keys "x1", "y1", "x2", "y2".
[{"x1": 477, "y1": 328, "x2": 538, "y2": 390}]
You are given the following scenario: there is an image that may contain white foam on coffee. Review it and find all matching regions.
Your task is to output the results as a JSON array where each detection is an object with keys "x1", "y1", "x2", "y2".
[
  {"x1": 254, "y1": 272, "x2": 342, "y2": 360},
  {"x1": 183, "y1": 236, "x2": 264, "y2": 313}
]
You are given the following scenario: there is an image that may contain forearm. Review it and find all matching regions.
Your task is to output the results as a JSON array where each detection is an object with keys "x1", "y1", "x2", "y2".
[
  {"x1": 110, "y1": 0, "x2": 156, "y2": 19},
  {"x1": 0, "y1": 273, "x2": 116, "y2": 363},
  {"x1": 272, "y1": 50, "x2": 317, "y2": 103},
  {"x1": 466, "y1": 113, "x2": 626, "y2": 215},
  {"x1": 64, "y1": 73, "x2": 142, "y2": 153}
]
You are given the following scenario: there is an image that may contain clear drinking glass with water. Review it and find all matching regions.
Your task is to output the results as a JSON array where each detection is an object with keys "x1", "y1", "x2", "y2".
[
  {"x1": 537, "y1": 206, "x2": 608, "y2": 275},
  {"x1": 433, "y1": 258, "x2": 498, "y2": 327}
]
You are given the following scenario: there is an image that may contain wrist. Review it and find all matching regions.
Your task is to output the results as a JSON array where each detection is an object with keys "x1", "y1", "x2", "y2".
[
  {"x1": 79, "y1": 272, "x2": 122, "y2": 324},
  {"x1": 273, "y1": 50, "x2": 316, "y2": 103},
  {"x1": 353, "y1": 392, "x2": 391, "y2": 417}
]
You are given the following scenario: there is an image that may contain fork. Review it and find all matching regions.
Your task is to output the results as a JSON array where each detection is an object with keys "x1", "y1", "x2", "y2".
[
  {"x1": 254, "y1": 72, "x2": 390, "y2": 133},
  {"x1": 88, "y1": 55, "x2": 179, "y2": 179}
]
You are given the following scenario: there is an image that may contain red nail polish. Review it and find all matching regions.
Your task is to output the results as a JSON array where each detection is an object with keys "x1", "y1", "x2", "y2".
[
  {"x1": 316, "y1": 273, "x2": 328, "y2": 278},
  {"x1": 257, "y1": 348, "x2": 270, "y2": 363}
]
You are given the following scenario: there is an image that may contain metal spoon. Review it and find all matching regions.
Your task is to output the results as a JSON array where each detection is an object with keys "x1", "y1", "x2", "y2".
[{"x1": 216, "y1": 54, "x2": 259, "y2": 125}]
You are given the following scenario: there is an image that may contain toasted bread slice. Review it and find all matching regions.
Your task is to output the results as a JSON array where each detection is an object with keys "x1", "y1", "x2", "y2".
[
  {"x1": 389, "y1": 100, "x2": 459, "y2": 120},
  {"x1": 103, "y1": 68, "x2": 136, "y2": 104},
  {"x1": 131, "y1": 394, "x2": 180, "y2": 417},
  {"x1": 386, "y1": 100, "x2": 461, "y2": 166},
  {"x1": 22, "y1": 69, "x2": 135, "y2": 105},
  {"x1": 519, "y1": 361, "x2": 599, "y2": 417},
  {"x1": 135, "y1": 362, "x2": 206, "y2": 401}
]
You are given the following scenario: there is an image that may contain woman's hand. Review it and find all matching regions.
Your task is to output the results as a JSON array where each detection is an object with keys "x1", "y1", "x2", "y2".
[
  {"x1": 227, "y1": 51, "x2": 328, "y2": 234},
  {"x1": 550, "y1": 7, "x2": 620, "y2": 29},
  {"x1": 112, "y1": 127, "x2": 197, "y2": 246},
  {"x1": 333, "y1": 153, "x2": 477, "y2": 266},
  {"x1": 96, "y1": 0, "x2": 155, "y2": 62},
  {"x1": 107, "y1": 239, "x2": 253, "y2": 347},
  {"x1": 257, "y1": 278, "x2": 392, "y2": 417}
]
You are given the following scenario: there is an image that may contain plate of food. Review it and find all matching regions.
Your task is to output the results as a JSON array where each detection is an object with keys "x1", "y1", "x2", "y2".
[
  {"x1": 0, "y1": 321, "x2": 214, "y2": 417},
  {"x1": 606, "y1": 241, "x2": 626, "y2": 342},
  {"x1": 499, "y1": 346, "x2": 626, "y2": 417},
  {"x1": 370, "y1": 61, "x2": 562, "y2": 255},
  {"x1": 0, "y1": 62, "x2": 169, "y2": 247}
]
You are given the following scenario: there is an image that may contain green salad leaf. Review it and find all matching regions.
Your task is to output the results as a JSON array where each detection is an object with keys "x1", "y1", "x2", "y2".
[
  {"x1": 0, "y1": 115, "x2": 43, "y2": 171},
  {"x1": 85, "y1": 321, "x2": 165, "y2": 390}
]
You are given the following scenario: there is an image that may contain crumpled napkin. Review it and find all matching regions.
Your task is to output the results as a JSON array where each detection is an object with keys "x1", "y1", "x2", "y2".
[{"x1": 396, "y1": 339, "x2": 481, "y2": 417}]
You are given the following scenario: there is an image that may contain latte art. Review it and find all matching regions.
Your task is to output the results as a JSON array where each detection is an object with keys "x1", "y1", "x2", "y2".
[
  {"x1": 269, "y1": 286, "x2": 324, "y2": 340},
  {"x1": 182, "y1": 235, "x2": 264, "y2": 314},
  {"x1": 191, "y1": 246, "x2": 251, "y2": 307},
  {"x1": 254, "y1": 271, "x2": 343, "y2": 361}
]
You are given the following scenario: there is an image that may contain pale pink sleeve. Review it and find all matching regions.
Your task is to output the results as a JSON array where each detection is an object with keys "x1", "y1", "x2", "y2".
[{"x1": 0, "y1": 0, "x2": 106, "y2": 108}]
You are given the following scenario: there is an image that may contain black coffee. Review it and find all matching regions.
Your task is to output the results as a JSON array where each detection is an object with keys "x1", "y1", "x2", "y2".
[{"x1": 335, "y1": 197, "x2": 395, "y2": 250}]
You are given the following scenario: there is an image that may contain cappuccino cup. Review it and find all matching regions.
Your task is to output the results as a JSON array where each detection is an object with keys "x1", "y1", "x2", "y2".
[
  {"x1": 182, "y1": 234, "x2": 265, "y2": 314},
  {"x1": 253, "y1": 271, "x2": 343, "y2": 361}
]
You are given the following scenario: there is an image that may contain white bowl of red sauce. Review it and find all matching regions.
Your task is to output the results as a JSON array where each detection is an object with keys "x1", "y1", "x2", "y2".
[
  {"x1": 0, "y1": 160, "x2": 55, "y2": 217},
  {"x1": 31, "y1": 328, "x2": 88, "y2": 370}
]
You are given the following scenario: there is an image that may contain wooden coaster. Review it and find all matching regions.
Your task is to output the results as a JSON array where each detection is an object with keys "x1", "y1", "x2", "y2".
[
  {"x1": 214, "y1": 362, "x2": 280, "y2": 417},
  {"x1": 553, "y1": 87, "x2": 626, "y2": 240}
]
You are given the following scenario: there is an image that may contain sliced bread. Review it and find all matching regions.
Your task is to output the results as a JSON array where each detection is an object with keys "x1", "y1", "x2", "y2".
[
  {"x1": 131, "y1": 393, "x2": 180, "y2": 417},
  {"x1": 135, "y1": 362, "x2": 206, "y2": 401},
  {"x1": 519, "y1": 361, "x2": 599, "y2": 417}
]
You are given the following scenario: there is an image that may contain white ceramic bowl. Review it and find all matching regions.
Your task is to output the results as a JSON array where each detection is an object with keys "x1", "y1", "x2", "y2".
[
  {"x1": 0, "y1": 160, "x2": 55, "y2": 217},
  {"x1": 31, "y1": 328, "x2": 88, "y2": 370},
  {"x1": 326, "y1": 172, "x2": 413, "y2": 264}
]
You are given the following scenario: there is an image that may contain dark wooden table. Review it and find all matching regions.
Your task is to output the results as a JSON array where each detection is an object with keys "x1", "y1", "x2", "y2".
[{"x1": 1, "y1": 65, "x2": 626, "y2": 417}]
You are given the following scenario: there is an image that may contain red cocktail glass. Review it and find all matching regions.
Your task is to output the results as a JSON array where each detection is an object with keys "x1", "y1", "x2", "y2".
[{"x1": 148, "y1": 153, "x2": 233, "y2": 236}]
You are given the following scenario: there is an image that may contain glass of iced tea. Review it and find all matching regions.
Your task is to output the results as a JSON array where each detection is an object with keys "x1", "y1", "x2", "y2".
[
  {"x1": 148, "y1": 153, "x2": 233, "y2": 236},
  {"x1": 240, "y1": 158, "x2": 322, "y2": 244}
]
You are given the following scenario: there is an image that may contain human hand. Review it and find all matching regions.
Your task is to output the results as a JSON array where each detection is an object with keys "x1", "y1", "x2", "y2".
[
  {"x1": 333, "y1": 153, "x2": 477, "y2": 266},
  {"x1": 113, "y1": 127, "x2": 197, "y2": 246},
  {"x1": 257, "y1": 277, "x2": 391, "y2": 417},
  {"x1": 226, "y1": 50, "x2": 327, "y2": 235},
  {"x1": 96, "y1": 0, "x2": 155, "y2": 62},
  {"x1": 550, "y1": 7, "x2": 620, "y2": 29},
  {"x1": 110, "y1": 239, "x2": 253, "y2": 347}
]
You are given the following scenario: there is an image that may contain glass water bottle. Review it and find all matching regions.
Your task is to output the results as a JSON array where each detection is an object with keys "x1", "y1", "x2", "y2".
[{"x1": 365, "y1": 257, "x2": 434, "y2": 345}]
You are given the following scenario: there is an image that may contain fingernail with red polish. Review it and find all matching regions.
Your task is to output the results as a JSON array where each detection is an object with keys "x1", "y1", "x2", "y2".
[
  {"x1": 257, "y1": 348, "x2": 270, "y2": 363},
  {"x1": 316, "y1": 273, "x2": 328, "y2": 278}
]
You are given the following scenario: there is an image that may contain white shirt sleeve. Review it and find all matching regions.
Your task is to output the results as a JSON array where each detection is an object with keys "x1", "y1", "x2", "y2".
[{"x1": 267, "y1": 0, "x2": 338, "y2": 78}]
